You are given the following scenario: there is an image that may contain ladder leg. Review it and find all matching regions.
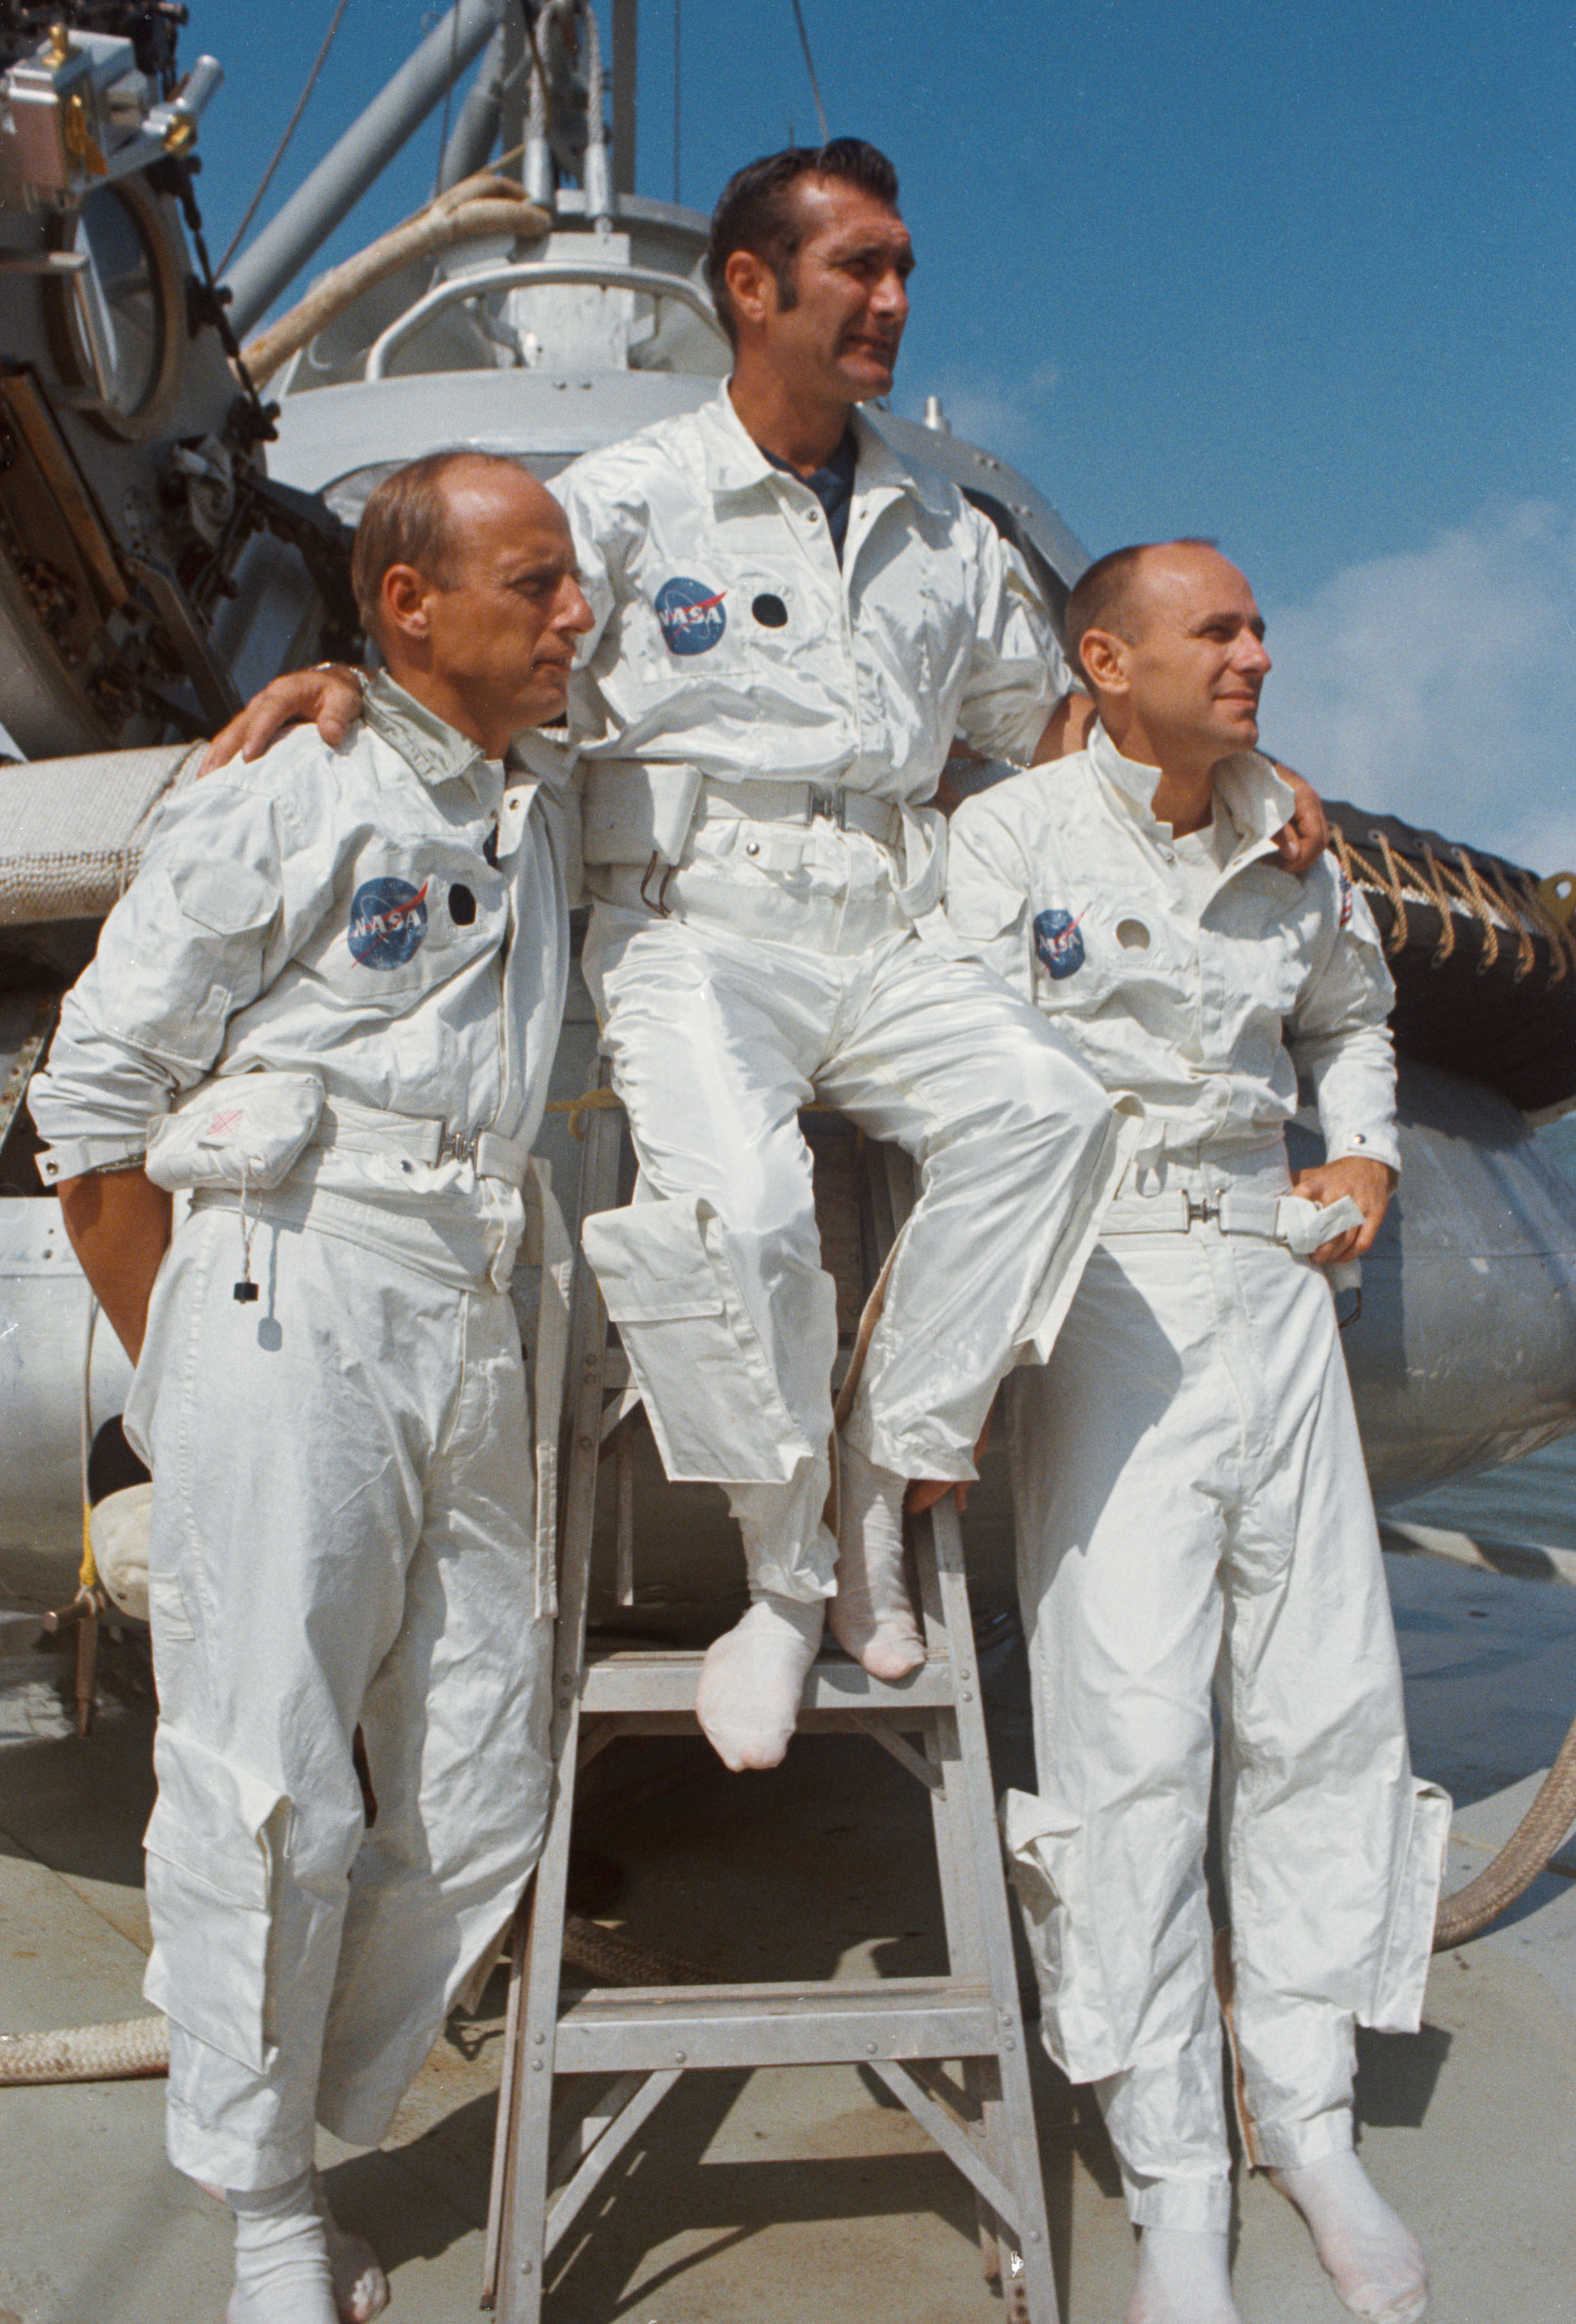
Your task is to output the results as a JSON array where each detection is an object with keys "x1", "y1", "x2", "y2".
[
  {"x1": 925, "y1": 1496, "x2": 1062, "y2": 2324},
  {"x1": 487, "y1": 1084, "x2": 623, "y2": 2317}
]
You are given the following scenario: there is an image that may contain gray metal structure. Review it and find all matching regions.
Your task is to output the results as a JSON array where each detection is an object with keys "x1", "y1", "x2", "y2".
[{"x1": 0, "y1": 9, "x2": 1573, "y2": 1619}]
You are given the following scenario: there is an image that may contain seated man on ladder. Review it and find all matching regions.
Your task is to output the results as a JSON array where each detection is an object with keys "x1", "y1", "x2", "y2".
[
  {"x1": 30, "y1": 453, "x2": 591, "y2": 2324},
  {"x1": 210, "y1": 140, "x2": 1326, "y2": 1777},
  {"x1": 943, "y1": 539, "x2": 1451, "y2": 2324}
]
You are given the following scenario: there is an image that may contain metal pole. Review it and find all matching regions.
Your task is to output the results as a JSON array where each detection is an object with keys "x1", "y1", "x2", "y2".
[
  {"x1": 437, "y1": 21, "x2": 507, "y2": 189},
  {"x1": 611, "y1": 0, "x2": 637, "y2": 197},
  {"x1": 225, "y1": 0, "x2": 503, "y2": 337}
]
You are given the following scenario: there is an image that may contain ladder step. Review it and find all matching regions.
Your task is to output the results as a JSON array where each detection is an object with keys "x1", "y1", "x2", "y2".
[
  {"x1": 581, "y1": 1648, "x2": 956, "y2": 1717},
  {"x1": 552, "y1": 1975, "x2": 1000, "y2": 2073}
]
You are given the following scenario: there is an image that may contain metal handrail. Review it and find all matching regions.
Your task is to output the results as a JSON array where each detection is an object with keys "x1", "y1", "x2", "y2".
[{"x1": 363, "y1": 260, "x2": 726, "y2": 379}]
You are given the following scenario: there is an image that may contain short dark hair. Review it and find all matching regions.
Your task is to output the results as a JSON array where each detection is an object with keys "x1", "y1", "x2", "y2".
[
  {"x1": 350, "y1": 450, "x2": 526, "y2": 636},
  {"x1": 1063, "y1": 537, "x2": 1220, "y2": 685},
  {"x1": 704, "y1": 139, "x2": 900, "y2": 348}
]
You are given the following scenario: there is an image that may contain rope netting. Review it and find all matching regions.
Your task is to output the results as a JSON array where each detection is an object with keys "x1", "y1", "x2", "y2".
[{"x1": 1329, "y1": 815, "x2": 1576, "y2": 989}]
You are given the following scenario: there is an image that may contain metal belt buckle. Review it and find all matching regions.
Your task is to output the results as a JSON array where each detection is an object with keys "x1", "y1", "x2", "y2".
[
  {"x1": 809, "y1": 786, "x2": 847, "y2": 829},
  {"x1": 442, "y1": 1127, "x2": 478, "y2": 1167},
  {"x1": 1184, "y1": 1192, "x2": 1220, "y2": 1229}
]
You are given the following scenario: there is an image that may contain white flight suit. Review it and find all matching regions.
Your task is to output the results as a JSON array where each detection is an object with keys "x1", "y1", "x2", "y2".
[
  {"x1": 29, "y1": 677, "x2": 568, "y2": 2192},
  {"x1": 555, "y1": 385, "x2": 1125, "y2": 1597},
  {"x1": 944, "y1": 724, "x2": 1451, "y2": 2233}
]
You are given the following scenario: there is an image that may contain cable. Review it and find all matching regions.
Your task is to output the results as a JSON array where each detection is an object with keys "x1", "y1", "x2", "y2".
[
  {"x1": 216, "y1": 0, "x2": 355, "y2": 279},
  {"x1": 789, "y1": 0, "x2": 828, "y2": 145}
]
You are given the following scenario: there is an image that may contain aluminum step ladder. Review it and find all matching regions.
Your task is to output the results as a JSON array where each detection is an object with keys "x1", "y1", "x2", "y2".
[{"x1": 483, "y1": 1075, "x2": 1060, "y2": 2323}]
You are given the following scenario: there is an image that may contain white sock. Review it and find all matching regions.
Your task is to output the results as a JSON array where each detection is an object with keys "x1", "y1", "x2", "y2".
[
  {"x1": 1126, "y1": 2228, "x2": 1241, "y2": 2324},
  {"x1": 227, "y1": 2172, "x2": 337, "y2": 2324},
  {"x1": 829, "y1": 1441, "x2": 925, "y2": 1681},
  {"x1": 1270, "y1": 2151, "x2": 1428, "y2": 2322},
  {"x1": 312, "y1": 2171, "x2": 390, "y2": 2324},
  {"x1": 696, "y1": 1594, "x2": 824, "y2": 1770}
]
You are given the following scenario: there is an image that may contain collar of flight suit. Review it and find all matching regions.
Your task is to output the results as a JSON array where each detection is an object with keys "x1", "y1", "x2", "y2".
[
  {"x1": 1086, "y1": 718, "x2": 1297, "y2": 867},
  {"x1": 696, "y1": 380, "x2": 954, "y2": 525},
  {"x1": 362, "y1": 672, "x2": 505, "y2": 806}
]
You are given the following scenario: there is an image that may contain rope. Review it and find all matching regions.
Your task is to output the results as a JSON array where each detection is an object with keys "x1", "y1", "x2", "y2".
[
  {"x1": 1331, "y1": 818, "x2": 1575, "y2": 992},
  {"x1": 215, "y1": 0, "x2": 355, "y2": 279},
  {"x1": 0, "y1": 1913, "x2": 713, "y2": 2084},
  {"x1": 1434, "y1": 1705, "x2": 1576, "y2": 1950}
]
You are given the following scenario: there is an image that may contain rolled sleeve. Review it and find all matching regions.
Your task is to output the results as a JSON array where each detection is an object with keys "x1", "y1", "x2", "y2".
[
  {"x1": 1289, "y1": 889, "x2": 1402, "y2": 1174},
  {"x1": 954, "y1": 518, "x2": 1073, "y2": 767},
  {"x1": 29, "y1": 779, "x2": 285, "y2": 1181}
]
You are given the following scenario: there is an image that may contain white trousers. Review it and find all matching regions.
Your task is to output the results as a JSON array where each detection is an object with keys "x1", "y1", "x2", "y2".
[
  {"x1": 581, "y1": 855, "x2": 1121, "y2": 1603},
  {"x1": 1002, "y1": 1147, "x2": 1449, "y2": 2233},
  {"x1": 126, "y1": 1206, "x2": 554, "y2": 2192}
]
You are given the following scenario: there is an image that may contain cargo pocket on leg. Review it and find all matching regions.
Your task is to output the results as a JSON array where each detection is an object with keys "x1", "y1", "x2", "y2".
[
  {"x1": 582, "y1": 1195, "x2": 812, "y2": 1483},
  {"x1": 1367, "y1": 1777, "x2": 1453, "y2": 2031},
  {"x1": 143, "y1": 1725, "x2": 289, "y2": 2074}
]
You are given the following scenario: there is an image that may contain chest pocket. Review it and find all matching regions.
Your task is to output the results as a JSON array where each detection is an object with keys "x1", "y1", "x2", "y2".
[
  {"x1": 1204, "y1": 870, "x2": 1313, "y2": 1021},
  {"x1": 1031, "y1": 885, "x2": 1191, "y2": 1019},
  {"x1": 854, "y1": 524, "x2": 967, "y2": 706},
  {"x1": 303, "y1": 847, "x2": 506, "y2": 1001}
]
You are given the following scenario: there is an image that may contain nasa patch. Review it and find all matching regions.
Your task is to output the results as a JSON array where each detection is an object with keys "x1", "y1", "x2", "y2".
[
  {"x1": 655, "y1": 575, "x2": 727, "y2": 656},
  {"x1": 348, "y1": 876, "x2": 429, "y2": 969},
  {"x1": 1033, "y1": 906, "x2": 1087, "y2": 981}
]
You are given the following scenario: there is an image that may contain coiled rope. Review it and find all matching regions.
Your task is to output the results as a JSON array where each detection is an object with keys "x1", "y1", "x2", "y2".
[
  {"x1": 1433, "y1": 1707, "x2": 1576, "y2": 1950},
  {"x1": 0, "y1": 1913, "x2": 709, "y2": 2086}
]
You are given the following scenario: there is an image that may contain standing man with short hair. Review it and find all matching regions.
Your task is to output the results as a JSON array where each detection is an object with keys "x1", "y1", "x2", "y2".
[
  {"x1": 31, "y1": 453, "x2": 591, "y2": 2324},
  {"x1": 945, "y1": 540, "x2": 1449, "y2": 2324}
]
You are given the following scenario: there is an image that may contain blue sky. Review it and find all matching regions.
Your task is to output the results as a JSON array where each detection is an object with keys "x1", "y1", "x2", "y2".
[{"x1": 185, "y1": 1, "x2": 1576, "y2": 865}]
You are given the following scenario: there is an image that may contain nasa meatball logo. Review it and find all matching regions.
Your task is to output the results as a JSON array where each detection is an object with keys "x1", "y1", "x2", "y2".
[
  {"x1": 349, "y1": 876, "x2": 429, "y2": 969},
  {"x1": 1033, "y1": 905, "x2": 1087, "y2": 980},
  {"x1": 654, "y1": 575, "x2": 727, "y2": 656}
]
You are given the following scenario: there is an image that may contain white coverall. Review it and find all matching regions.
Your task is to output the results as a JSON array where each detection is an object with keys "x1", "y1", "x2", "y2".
[
  {"x1": 943, "y1": 723, "x2": 1451, "y2": 2232},
  {"x1": 29, "y1": 678, "x2": 568, "y2": 2192},
  {"x1": 554, "y1": 386, "x2": 1124, "y2": 1596}
]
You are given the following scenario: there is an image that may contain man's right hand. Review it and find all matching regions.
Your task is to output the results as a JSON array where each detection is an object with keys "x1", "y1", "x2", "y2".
[{"x1": 201, "y1": 664, "x2": 365, "y2": 773}]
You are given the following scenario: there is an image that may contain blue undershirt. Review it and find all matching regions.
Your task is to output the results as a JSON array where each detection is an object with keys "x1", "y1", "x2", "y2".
[{"x1": 764, "y1": 426, "x2": 858, "y2": 563}]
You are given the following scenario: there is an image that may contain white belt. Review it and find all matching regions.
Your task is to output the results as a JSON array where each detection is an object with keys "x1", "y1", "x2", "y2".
[
  {"x1": 1103, "y1": 1188, "x2": 1364, "y2": 1254},
  {"x1": 310, "y1": 1096, "x2": 530, "y2": 1188},
  {"x1": 580, "y1": 760, "x2": 903, "y2": 868},
  {"x1": 697, "y1": 777, "x2": 903, "y2": 849}
]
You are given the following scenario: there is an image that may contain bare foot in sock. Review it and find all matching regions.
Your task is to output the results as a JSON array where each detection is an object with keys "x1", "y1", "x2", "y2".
[
  {"x1": 1126, "y1": 2227, "x2": 1242, "y2": 2324},
  {"x1": 696, "y1": 1594, "x2": 824, "y2": 1770},
  {"x1": 225, "y1": 2173, "x2": 337, "y2": 2324},
  {"x1": 830, "y1": 1441, "x2": 925, "y2": 1681},
  {"x1": 313, "y1": 2172, "x2": 389, "y2": 2323},
  {"x1": 1270, "y1": 2152, "x2": 1428, "y2": 2322}
]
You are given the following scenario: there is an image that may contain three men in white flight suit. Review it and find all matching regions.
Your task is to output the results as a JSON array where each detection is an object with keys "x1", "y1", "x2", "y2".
[
  {"x1": 30, "y1": 454, "x2": 593, "y2": 2324},
  {"x1": 944, "y1": 540, "x2": 1450, "y2": 2324}
]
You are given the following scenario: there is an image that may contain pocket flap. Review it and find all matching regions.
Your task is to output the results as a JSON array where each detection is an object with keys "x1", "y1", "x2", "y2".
[
  {"x1": 144, "y1": 1725, "x2": 285, "y2": 1911},
  {"x1": 582, "y1": 1201, "x2": 726, "y2": 1324}
]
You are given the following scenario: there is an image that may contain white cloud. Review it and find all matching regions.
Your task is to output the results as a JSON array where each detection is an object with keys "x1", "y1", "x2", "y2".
[
  {"x1": 1263, "y1": 501, "x2": 1576, "y2": 876},
  {"x1": 909, "y1": 362, "x2": 1060, "y2": 461}
]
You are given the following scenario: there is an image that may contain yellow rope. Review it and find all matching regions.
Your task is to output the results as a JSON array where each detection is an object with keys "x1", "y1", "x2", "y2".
[{"x1": 78, "y1": 1499, "x2": 98, "y2": 1594}]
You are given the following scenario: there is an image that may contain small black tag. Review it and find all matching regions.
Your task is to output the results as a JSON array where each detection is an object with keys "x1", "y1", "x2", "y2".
[
  {"x1": 450, "y1": 882, "x2": 477, "y2": 924},
  {"x1": 233, "y1": 1280, "x2": 259, "y2": 1304},
  {"x1": 752, "y1": 592, "x2": 788, "y2": 628}
]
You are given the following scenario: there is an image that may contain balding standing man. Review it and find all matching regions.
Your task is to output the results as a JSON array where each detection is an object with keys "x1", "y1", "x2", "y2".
[
  {"x1": 30, "y1": 454, "x2": 591, "y2": 2324},
  {"x1": 945, "y1": 541, "x2": 1449, "y2": 2324}
]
